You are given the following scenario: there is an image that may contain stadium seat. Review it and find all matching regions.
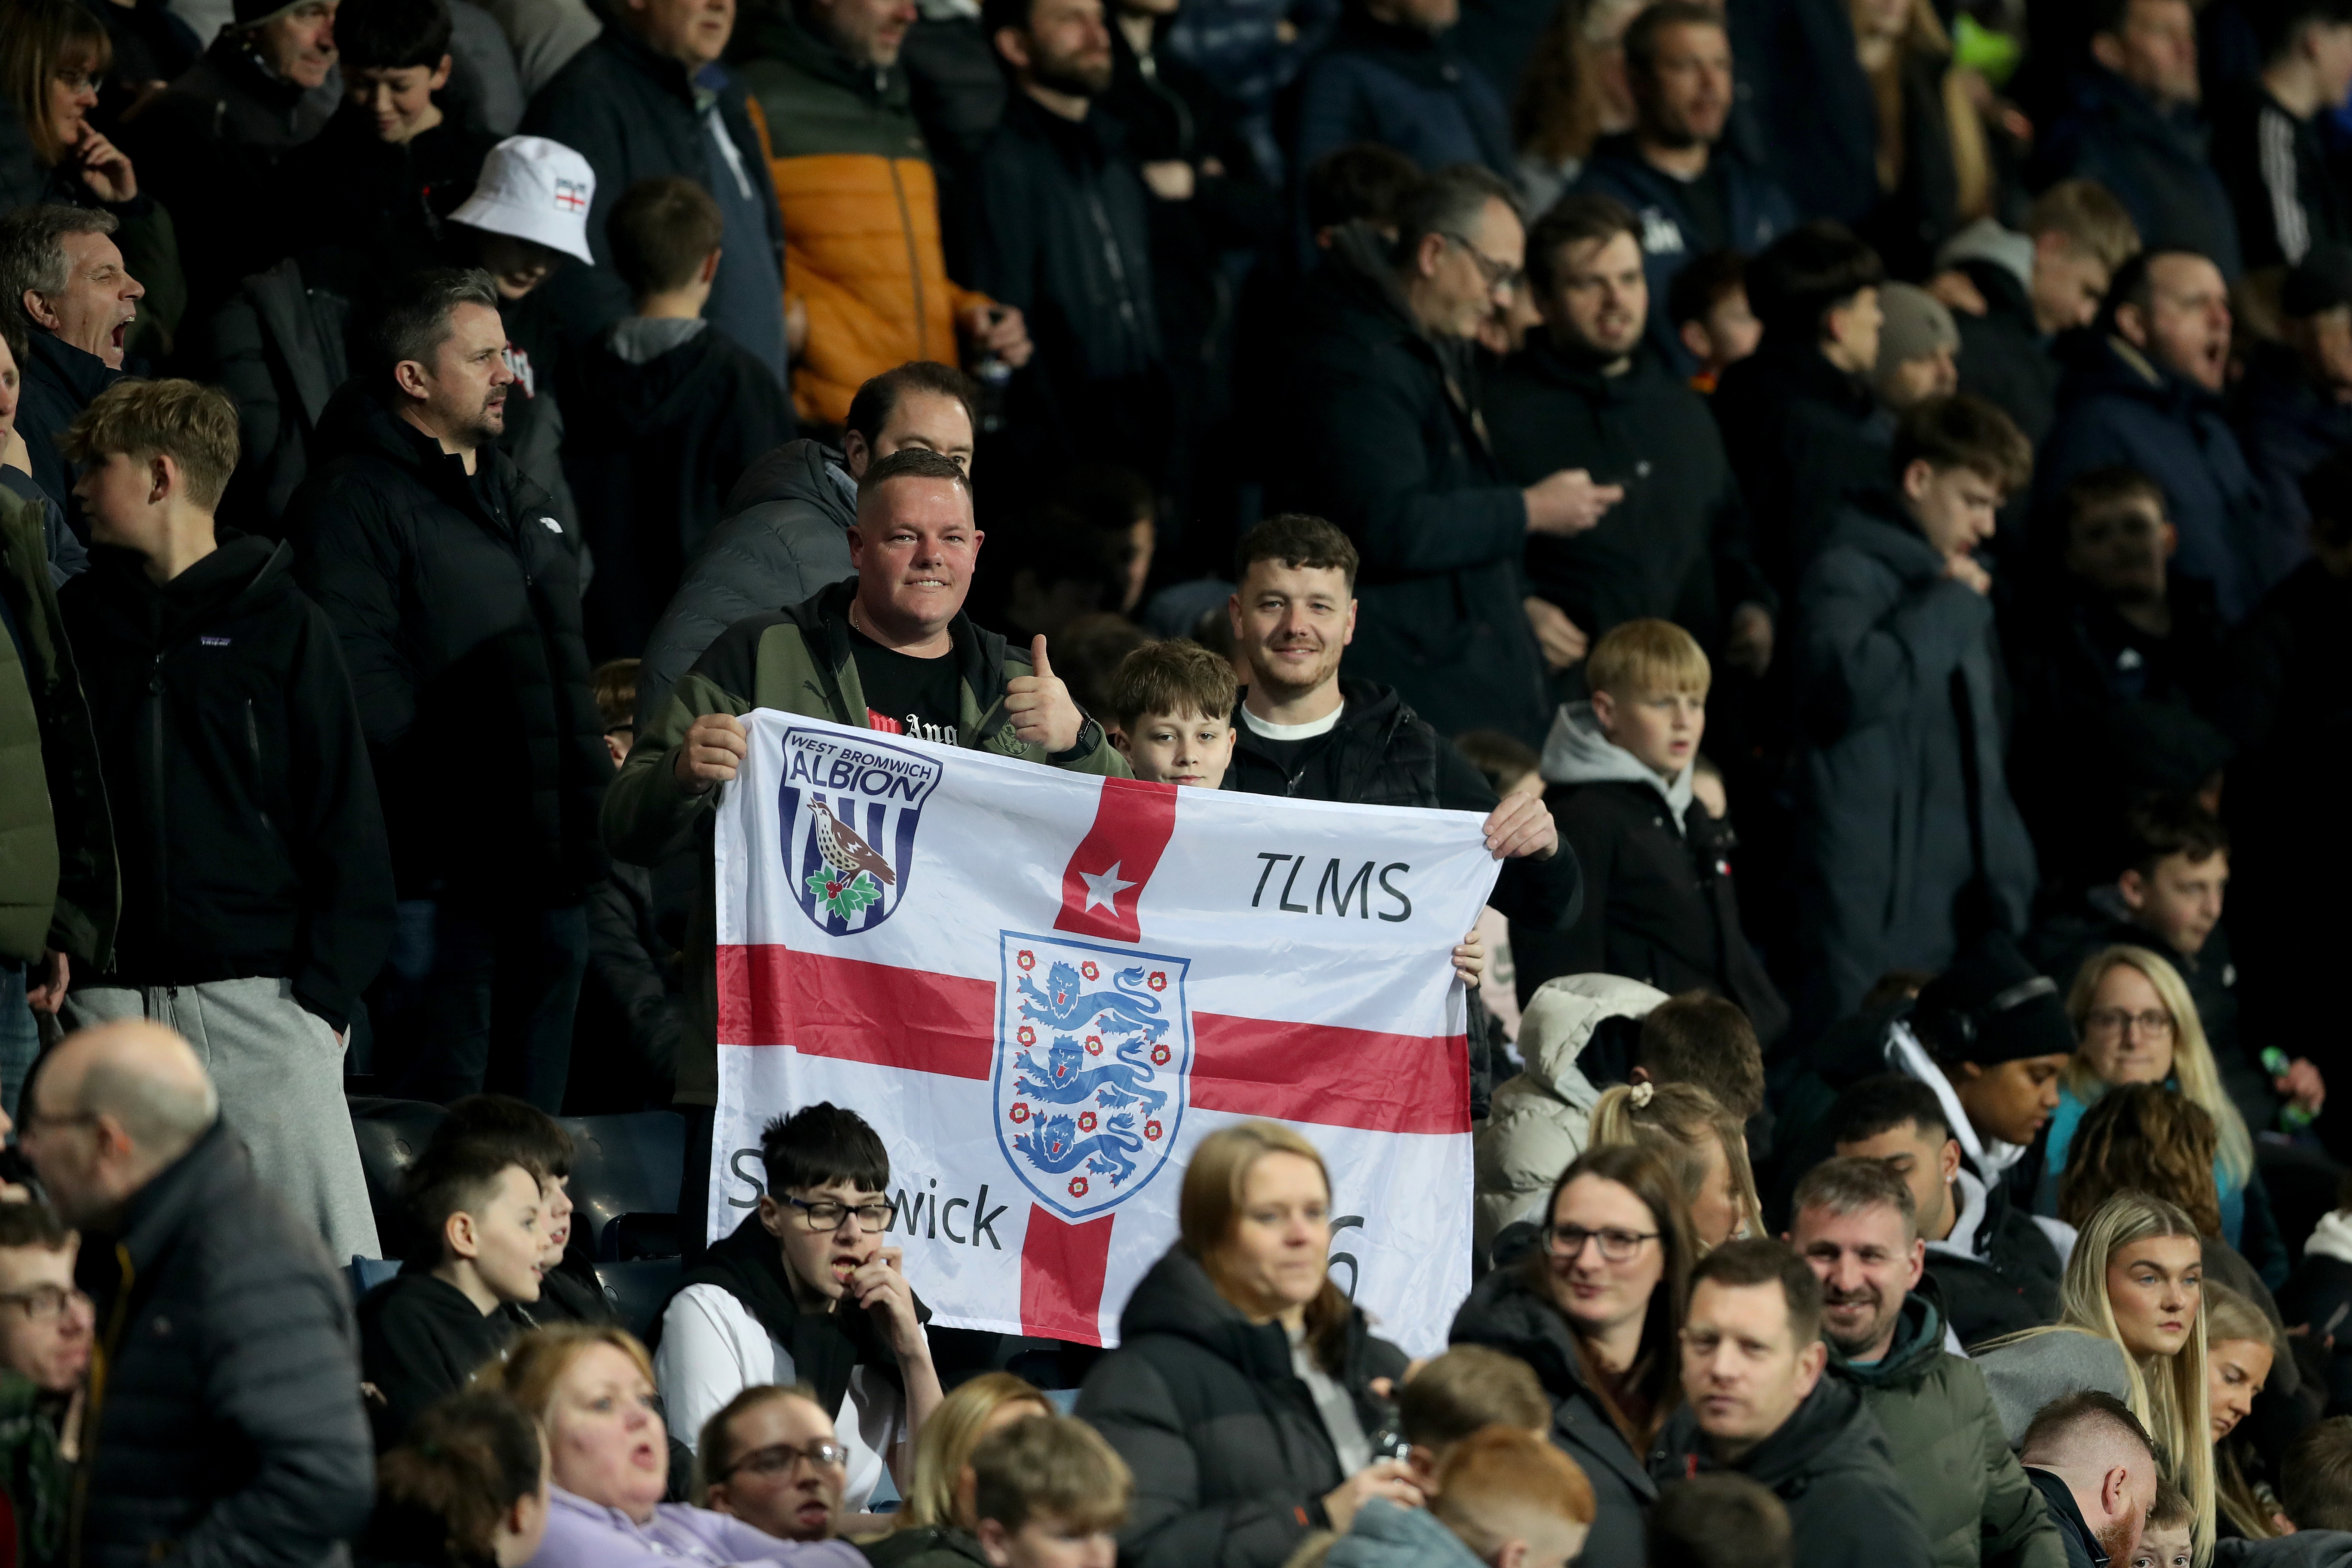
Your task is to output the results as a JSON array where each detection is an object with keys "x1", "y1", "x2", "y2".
[
  {"x1": 348, "y1": 1257, "x2": 401, "y2": 1300},
  {"x1": 596, "y1": 1257, "x2": 684, "y2": 1342},
  {"x1": 560, "y1": 1112, "x2": 687, "y2": 1259},
  {"x1": 349, "y1": 1096, "x2": 450, "y2": 1256}
]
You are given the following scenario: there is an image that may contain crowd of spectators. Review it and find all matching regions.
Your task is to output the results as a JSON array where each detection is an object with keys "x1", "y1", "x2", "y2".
[{"x1": 6, "y1": 0, "x2": 2352, "y2": 1556}]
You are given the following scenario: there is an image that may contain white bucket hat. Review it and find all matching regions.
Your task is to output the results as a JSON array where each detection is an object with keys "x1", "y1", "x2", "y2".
[{"x1": 450, "y1": 136, "x2": 598, "y2": 266}]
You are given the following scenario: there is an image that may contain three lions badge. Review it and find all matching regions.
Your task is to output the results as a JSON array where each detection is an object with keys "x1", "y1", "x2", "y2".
[
  {"x1": 778, "y1": 726, "x2": 944, "y2": 936},
  {"x1": 993, "y1": 933, "x2": 1192, "y2": 1220}
]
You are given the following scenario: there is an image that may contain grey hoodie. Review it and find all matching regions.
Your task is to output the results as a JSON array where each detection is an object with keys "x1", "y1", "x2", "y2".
[
  {"x1": 1326, "y1": 1500, "x2": 1485, "y2": 1568},
  {"x1": 1539, "y1": 700, "x2": 1695, "y2": 829}
]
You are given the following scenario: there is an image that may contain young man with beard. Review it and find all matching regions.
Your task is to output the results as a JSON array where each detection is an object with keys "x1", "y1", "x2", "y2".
[
  {"x1": 1650, "y1": 1238, "x2": 1932, "y2": 1568},
  {"x1": 1485, "y1": 194, "x2": 1774, "y2": 682},
  {"x1": 2017, "y1": 1392, "x2": 2160, "y2": 1568},
  {"x1": 289, "y1": 269, "x2": 609, "y2": 1114},
  {"x1": 1788, "y1": 1158, "x2": 2064, "y2": 1568}
]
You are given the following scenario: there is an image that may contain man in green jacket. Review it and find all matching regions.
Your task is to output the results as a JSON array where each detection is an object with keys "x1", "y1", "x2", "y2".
[
  {"x1": 1790, "y1": 1157, "x2": 2066, "y2": 1568},
  {"x1": 604, "y1": 446, "x2": 1124, "y2": 1243},
  {"x1": 0, "y1": 484, "x2": 114, "y2": 1119}
]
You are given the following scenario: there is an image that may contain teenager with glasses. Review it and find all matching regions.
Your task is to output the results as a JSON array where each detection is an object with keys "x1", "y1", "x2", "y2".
[
  {"x1": 1450, "y1": 1142, "x2": 1697, "y2": 1567},
  {"x1": 652, "y1": 1103, "x2": 940, "y2": 1516}
]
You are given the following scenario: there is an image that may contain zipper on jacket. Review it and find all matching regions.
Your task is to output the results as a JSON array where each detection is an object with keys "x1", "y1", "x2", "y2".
[
  {"x1": 1084, "y1": 190, "x2": 1145, "y2": 353},
  {"x1": 246, "y1": 698, "x2": 276, "y2": 836},
  {"x1": 147, "y1": 653, "x2": 169, "y2": 949},
  {"x1": 888, "y1": 159, "x2": 929, "y2": 359}
]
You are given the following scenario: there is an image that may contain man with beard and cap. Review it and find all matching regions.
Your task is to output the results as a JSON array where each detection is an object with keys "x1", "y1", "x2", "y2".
[
  {"x1": 1651, "y1": 1237, "x2": 1933, "y2": 1568},
  {"x1": 1788, "y1": 1158, "x2": 2066, "y2": 1568},
  {"x1": 1485, "y1": 192, "x2": 1775, "y2": 685},
  {"x1": 1874, "y1": 285, "x2": 1962, "y2": 414},
  {"x1": 966, "y1": 0, "x2": 1166, "y2": 482},
  {"x1": 287, "y1": 268, "x2": 609, "y2": 1114},
  {"x1": 56, "y1": 379, "x2": 391, "y2": 1266},
  {"x1": 2017, "y1": 1392, "x2": 2160, "y2": 1568}
]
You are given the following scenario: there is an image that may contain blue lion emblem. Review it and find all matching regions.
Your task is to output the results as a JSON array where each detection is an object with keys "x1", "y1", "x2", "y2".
[
  {"x1": 1014, "y1": 1034, "x2": 1170, "y2": 1118},
  {"x1": 1011, "y1": 1112, "x2": 1145, "y2": 1187},
  {"x1": 1015, "y1": 962, "x2": 1169, "y2": 1044}
]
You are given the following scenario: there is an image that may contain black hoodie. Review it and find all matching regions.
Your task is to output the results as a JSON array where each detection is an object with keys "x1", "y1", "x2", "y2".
[
  {"x1": 285, "y1": 382, "x2": 609, "y2": 905},
  {"x1": 1650, "y1": 1372, "x2": 1934, "y2": 1568},
  {"x1": 356, "y1": 1268, "x2": 520, "y2": 1449},
  {"x1": 1712, "y1": 340, "x2": 1893, "y2": 597},
  {"x1": 60, "y1": 534, "x2": 394, "y2": 1030},
  {"x1": 1076, "y1": 1246, "x2": 1408, "y2": 1568}
]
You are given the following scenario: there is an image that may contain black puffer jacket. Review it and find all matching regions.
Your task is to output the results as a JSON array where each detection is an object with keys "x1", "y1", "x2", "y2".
[
  {"x1": 1449, "y1": 1260, "x2": 1660, "y2": 1568},
  {"x1": 58, "y1": 536, "x2": 395, "y2": 1032},
  {"x1": 1650, "y1": 1374, "x2": 1934, "y2": 1568},
  {"x1": 285, "y1": 382, "x2": 608, "y2": 905},
  {"x1": 1076, "y1": 1247, "x2": 1409, "y2": 1568},
  {"x1": 631, "y1": 438, "x2": 856, "y2": 729},
  {"x1": 73, "y1": 1119, "x2": 374, "y2": 1568}
]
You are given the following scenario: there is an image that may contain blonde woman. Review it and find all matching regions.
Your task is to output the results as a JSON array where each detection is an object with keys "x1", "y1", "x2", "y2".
[
  {"x1": 2205, "y1": 1283, "x2": 2287, "y2": 1541},
  {"x1": 864, "y1": 1373, "x2": 1051, "y2": 1567},
  {"x1": 1977, "y1": 1192, "x2": 2214, "y2": 1565},
  {"x1": 2041, "y1": 946, "x2": 2261, "y2": 1254},
  {"x1": 1586, "y1": 1081, "x2": 1757, "y2": 1247}
]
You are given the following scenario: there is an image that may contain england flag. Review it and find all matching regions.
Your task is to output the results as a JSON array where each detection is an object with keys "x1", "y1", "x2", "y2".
[{"x1": 709, "y1": 711, "x2": 1501, "y2": 1354}]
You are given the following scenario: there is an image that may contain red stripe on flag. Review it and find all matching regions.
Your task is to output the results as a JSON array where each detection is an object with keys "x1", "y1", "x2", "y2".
[
  {"x1": 1053, "y1": 777, "x2": 1178, "y2": 943},
  {"x1": 1020, "y1": 1205, "x2": 1115, "y2": 1345},
  {"x1": 715, "y1": 944, "x2": 993, "y2": 1079},
  {"x1": 1191, "y1": 1012, "x2": 1470, "y2": 1135}
]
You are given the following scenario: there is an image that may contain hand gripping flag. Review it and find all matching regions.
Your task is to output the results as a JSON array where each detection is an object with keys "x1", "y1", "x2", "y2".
[{"x1": 710, "y1": 712, "x2": 1502, "y2": 1353}]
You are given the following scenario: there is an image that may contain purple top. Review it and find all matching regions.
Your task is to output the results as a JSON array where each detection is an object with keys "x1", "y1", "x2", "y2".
[{"x1": 526, "y1": 1488, "x2": 867, "y2": 1568}]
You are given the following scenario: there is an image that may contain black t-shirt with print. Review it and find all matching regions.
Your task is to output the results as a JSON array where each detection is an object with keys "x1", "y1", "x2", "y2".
[{"x1": 850, "y1": 625, "x2": 961, "y2": 744}]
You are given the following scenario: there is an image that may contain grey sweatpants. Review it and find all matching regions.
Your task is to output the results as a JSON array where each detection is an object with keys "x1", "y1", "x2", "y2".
[{"x1": 64, "y1": 977, "x2": 381, "y2": 1262}]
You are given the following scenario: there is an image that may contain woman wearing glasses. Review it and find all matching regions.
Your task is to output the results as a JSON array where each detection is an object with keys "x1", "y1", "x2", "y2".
[
  {"x1": 484, "y1": 1325, "x2": 862, "y2": 1568},
  {"x1": 2037, "y1": 946, "x2": 2272, "y2": 1262},
  {"x1": 1448, "y1": 1143, "x2": 1696, "y2": 1568},
  {"x1": 1078, "y1": 1121, "x2": 1415, "y2": 1568}
]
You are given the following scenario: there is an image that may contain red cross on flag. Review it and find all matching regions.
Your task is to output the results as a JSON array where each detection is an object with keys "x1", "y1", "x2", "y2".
[{"x1": 710, "y1": 712, "x2": 1497, "y2": 1352}]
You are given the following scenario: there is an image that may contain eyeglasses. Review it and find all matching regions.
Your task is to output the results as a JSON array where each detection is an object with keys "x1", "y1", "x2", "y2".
[
  {"x1": 51, "y1": 69, "x2": 96, "y2": 94},
  {"x1": 720, "y1": 1439, "x2": 852, "y2": 1481},
  {"x1": 2084, "y1": 1008, "x2": 2174, "y2": 1039},
  {"x1": 1542, "y1": 1223, "x2": 1659, "y2": 1262},
  {"x1": 1441, "y1": 233, "x2": 1525, "y2": 295},
  {"x1": 783, "y1": 1196, "x2": 893, "y2": 1234},
  {"x1": 0, "y1": 1286, "x2": 84, "y2": 1323}
]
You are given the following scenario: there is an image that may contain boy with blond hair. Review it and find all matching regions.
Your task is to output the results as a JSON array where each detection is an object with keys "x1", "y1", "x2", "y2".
[
  {"x1": 56, "y1": 378, "x2": 392, "y2": 1265},
  {"x1": 1517, "y1": 619, "x2": 1785, "y2": 1044},
  {"x1": 1329, "y1": 1426, "x2": 1596, "y2": 1568},
  {"x1": 970, "y1": 1412, "x2": 1132, "y2": 1568}
]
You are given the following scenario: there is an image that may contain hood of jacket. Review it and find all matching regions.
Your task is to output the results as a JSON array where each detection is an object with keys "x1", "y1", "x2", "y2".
[
  {"x1": 1827, "y1": 1290, "x2": 1946, "y2": 1389},
  {"x1": 26, "y1": 327, "x2": 118, "y2": 406},
  {"x1": 1513, "y1": 973, "x2": 1669, "y2": 1110},
  {"x1": 1117, "y1": 1245, "x2": 1315, "y2": 1381},
  {"x1": 1310, "y1": 221, "x2": 1478, "y2": 387},
  {"x1": 1821, "y1": 489, "x2": 1950, "y2": 585},
  {"x1": 1654, "y1": 1372, "x2": 1885, "y2": 1494},
  {"x1": 720, "y1": 435, "x2": 854, "y2": 520},
  {"x1": 2307, "y1": 1210, "x2": 2352, "y2": 1268},
  {"x1": 1326, "y1": 1498, "x2": 1485, "y2": 1568},
  {"x1": 583, "y1": 320, "x2": 735, "y2": 427},
  {"x1": 2055, "y1": 330, "x2": 2220, "y2": 423},
  {"x1": 1540, "y1": 700, "x2": 1696, "y2": 820},
  {"x1": 196, "y1": 30, "x2": 313, "y2": 114},
  {"x1": 77, "y1": 533, "x2": 291, "y2": 648},
  {"x1": 1935, "y1": 217, "x2": 2035, "y2": 293},
  {"x1": 744, "y1": 6, "x2": 907, "y2": 104}
]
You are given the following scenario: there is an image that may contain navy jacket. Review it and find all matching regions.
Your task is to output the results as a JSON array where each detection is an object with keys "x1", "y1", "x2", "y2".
[
  {"x1": 1291, "y1": 9, "x2": 1514, "y2": 181},
  {"x1": 2232, "y1": 340, "x2": 2344, "y2": 591},
  {"x1": 1573, "y1": 136, "x2": 1796, "y2": 376},
  {"x1": 2040, "y1": 67, "x2": 2243, "y2": 279},
  {"x1": 15, "y1": 330, "x2": 120, "y2": 545},
  {"x1": 2036, "y1": 333, "x2": 2272, "y2": 623}
]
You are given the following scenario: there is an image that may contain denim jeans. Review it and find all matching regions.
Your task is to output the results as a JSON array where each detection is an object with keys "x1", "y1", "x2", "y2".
[
  {"x1": 0, "y1": 964, "x2": 35, "y2": 1123},
  {"x1": 373, "y1": 899, "x2": 588, "y2": 1110}
]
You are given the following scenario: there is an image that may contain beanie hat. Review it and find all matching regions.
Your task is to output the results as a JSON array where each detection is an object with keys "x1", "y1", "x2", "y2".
[
  {"x1": 1874, "y1": 282, "x2": 1960, "y2": 377},
  {"x1": 2282, "y1": 245, "x2": 2352, "y2": 319},
  {"x1": 449, "y1": 137, "x2": 598, "y2": 266},
  {"x1": 1911, "y1": 931, "x2": 2073, "y2": 1066}
]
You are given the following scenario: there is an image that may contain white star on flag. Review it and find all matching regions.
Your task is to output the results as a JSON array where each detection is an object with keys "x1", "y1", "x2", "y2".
[{"x1": 1079, "y1": 862, "x2": 1138, "y2": 915}]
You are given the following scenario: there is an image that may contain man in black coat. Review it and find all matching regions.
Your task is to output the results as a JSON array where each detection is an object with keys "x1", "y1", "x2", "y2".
[
  {"x1": 2207, "y1": 0, "x2": 2352, "y2": 273},
  {"x1": 1653, "y1": 1239, "x2": 1934, "y2": 1568},
  {"x1": 1266, "y1": 166, "x2": 1621, "y2": 745},
  {"x1": 0, "y1": 205, "x2": 143, "y2": 537},
  {"x1": 1487, "y1": 192, "x2": 1774, "y2": 674},
  {"x1": 965, "y1": 0, "x2": 1167, "y2": 484},
  {"x1": 57, "y1": 378, "x2": 392, "y2": 1265},
  {"x1": 287, "y1": 269, "x2": 609, "y2": 1112},
  {"x1": 2018, "y1": 1391, "x2": 2162, "y2": 1568},
  {"x1": 521, "y1": 0, "x2": 790, "y2": 387},
  {"x1": 23, "y1": 1019, "x2": 373, "y2": 1568}
]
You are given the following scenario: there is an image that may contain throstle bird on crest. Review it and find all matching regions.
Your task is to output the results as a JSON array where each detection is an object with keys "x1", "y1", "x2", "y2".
[{"x1": 778, "y1": 727, "x2": 942, "y2": 934}]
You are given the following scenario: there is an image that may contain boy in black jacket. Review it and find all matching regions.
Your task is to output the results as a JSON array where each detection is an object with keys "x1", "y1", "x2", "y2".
[
  {"x1": 566, "y1": 176, "x2": 796, "y2": 659},
  {"x1": 57, "y1": 379, "x2": 392, "y2": 1264},
  {"x1": 356, "y1": 1129, "x2": 544, "y2": 1446}
]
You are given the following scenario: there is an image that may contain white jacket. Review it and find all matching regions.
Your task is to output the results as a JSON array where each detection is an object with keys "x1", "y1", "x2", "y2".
[{"x1": 1473, "y1": 973, "x2": 1669, "y2": 1251}]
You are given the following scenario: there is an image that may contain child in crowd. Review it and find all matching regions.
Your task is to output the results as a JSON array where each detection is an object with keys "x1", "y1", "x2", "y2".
[
  {"x1": 360, "y1": 1391, "x2": 551, "y2": 1568},
  {"x1": 2286, "y1": 1417, "x2": 2352, "y2": 1532},
  {"x1": 1519, "y1": 619, "x2": 1786, "y2": 1047},
  {"x1": 1451, "y1": 731, "x2": 1542, "y2": 1040},
  {"x1": 1668, "y1": 251, "x2": 1761, "y2": 394},
  {"x1": 1394, "y1": 1345, "x2": 1553, "y2": 1492},
  {"x1": 1645, "y1": 1474, "x2": 1792, "y2": 1568},
  {"x1": 357, "y1": 1133, "x2": 546, "y2": 1446},
  {"x1": 1327, "y1": 1427, "x2": 1594, "y2": 1568},
  {"x1": 2129, "y1": 1483, "x2": 2194, "y2": 1568},
  {"x1": 968, "y1": 1413, "x2": 1131, "y2": 1568},
  {"x1": 567, "y1": 175, "x2": 796, "y2": 659},
  {"x1": 654, "y1": 1102, "x2": 940, "y2": 1515},
  {"x1": 435, "y1": 1093, "x2": 611, "y2": 1324}
]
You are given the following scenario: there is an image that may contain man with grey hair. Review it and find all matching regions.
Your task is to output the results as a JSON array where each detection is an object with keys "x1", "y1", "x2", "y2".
[
  {"x1": 19, "y1": 1018, "x2": 373, "y2": 1568},
  {"x1": 286, "y1": 267, "x2": 608, "y2": 1113},
  {"x1": 1269, "y1": 162, "x2": 1620, "y2": 744},
  {"x1": 0, "y1": 205, "x2": 144, "y2": 531},
  {"x1": 1789, "y1": 1157, "x2": 2064, "y2": 1568},
  {"x1": 2019, "y1": 1391, "x2": 2160, "y2": 1568}
]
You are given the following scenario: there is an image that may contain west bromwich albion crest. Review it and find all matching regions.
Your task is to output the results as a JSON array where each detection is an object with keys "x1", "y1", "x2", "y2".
[
  {"x1": 778, "y1": 726, "x2": 943, "y2": 935},
  {"x1": 993, "y1": 932, "x2": 1191, "y2": 1221}
]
